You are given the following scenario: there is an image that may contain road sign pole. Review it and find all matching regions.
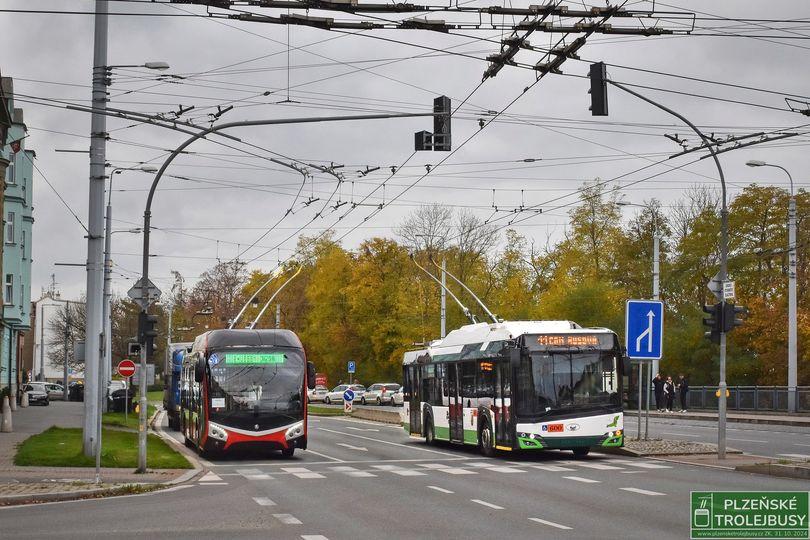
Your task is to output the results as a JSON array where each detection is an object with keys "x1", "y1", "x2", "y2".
[
  {"x1": 637, "y1": 363, "x2": 642, "y2": 441},
  {"x1": 136, "y1": 344, "x2": 147, "y2": 473}
]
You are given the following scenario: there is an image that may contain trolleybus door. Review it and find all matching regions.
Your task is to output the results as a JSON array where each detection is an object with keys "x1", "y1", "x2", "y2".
[
  {"x1": 495, "y1": 361, "x2": 512, "y2": 447},
  {"x1": 447, "y1": 363, "x2": 463, "y2": 442},
  {"x1": 407, "y1": 366, "x2": 421, "y2": 434}
]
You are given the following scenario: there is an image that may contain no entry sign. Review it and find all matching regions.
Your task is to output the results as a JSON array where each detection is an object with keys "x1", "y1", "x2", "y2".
[{"x1": 117, "y1": 359, "x2": 136, "y2": 378}]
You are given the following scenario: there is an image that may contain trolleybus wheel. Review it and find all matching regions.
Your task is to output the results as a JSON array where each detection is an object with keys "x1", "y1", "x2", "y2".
[
  {"x1": 572, "y1": 447, "x2": 590, "y2": 459},
  {"x1": 324, "y1": 396, "x2": 330, "y2": 404},
  {"x1": 424, "y1": 417, "x2": 435, "y2": 446},
  {"x1": 281, "y1": 447, "x2": 295, "y2": 458},
  {"x1": 376, "y1": 397, "x2": 382, "y2": 405},
  {"x1": 479, "y1": 420, "x2": 495, "y2": 458}
]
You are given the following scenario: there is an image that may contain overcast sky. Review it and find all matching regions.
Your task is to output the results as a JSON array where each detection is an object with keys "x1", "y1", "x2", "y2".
[{"x1": 2, "y1": 0, "x2": 809, "y2": 301}]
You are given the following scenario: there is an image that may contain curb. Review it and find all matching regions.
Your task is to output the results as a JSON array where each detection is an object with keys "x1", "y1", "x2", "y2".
[
  {"x1": 735, "y1": 463, "x2": 810, "y2": 480},
  {"x1": 0, "y1": 483, "x2": 164, "y2": 506},
  {"x1": 625, "y1": 411, "x2": 810, "y2": 428},
  {"x1": 151, "y1": 410, "x2": 205, "y2": 484}
]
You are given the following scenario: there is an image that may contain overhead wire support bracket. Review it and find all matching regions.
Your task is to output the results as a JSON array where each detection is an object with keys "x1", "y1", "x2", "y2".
[{"x1": 410, "y1": 254, "x2": 478, "y2": 325}]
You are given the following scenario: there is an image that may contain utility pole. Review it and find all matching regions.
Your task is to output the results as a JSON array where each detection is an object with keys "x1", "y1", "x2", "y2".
[
  {"x1": 63, "y1": 306, "x2": 70, "y2": 401},
  {"x1": 440, "y1": 258, "x2": 446, "y2": 338},
  {"x1": 275, "y1": 304, "x2": 281, "y2": 329},
  {"x1": 649, "y1": 228, "x2": 660, "y2": 440},
  {"x1": 83, "y1": 0, "x2": 109, "y2": 457}
]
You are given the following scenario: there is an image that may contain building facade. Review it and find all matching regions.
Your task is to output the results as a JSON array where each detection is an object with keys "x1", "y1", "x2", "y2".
[{"x1": 0, "y1": 78, "x2": 34, "y2": 398}]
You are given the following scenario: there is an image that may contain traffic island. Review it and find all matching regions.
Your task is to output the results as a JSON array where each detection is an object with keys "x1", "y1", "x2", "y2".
[
  {"x1": 606, "y1": 438, "x2": 743, "y2": 457},
  {"x1": 0, "y1": 481, "x2": 162, "y2": 506}
]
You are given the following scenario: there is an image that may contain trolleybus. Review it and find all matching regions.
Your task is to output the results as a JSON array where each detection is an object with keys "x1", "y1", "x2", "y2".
[
  {"x1": 402, "y1": 320, "x2": 623, "y2": 457},
  {"x1": 180, "y1": 328, "x2": 316, "y2": 456}
]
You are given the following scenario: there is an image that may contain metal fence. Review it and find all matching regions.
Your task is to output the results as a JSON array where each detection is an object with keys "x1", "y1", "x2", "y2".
[{"x1": 686, "y1": 386, "x2": 810, "y2": 412}]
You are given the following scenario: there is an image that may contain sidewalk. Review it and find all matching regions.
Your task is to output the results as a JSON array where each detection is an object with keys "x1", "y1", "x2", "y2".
[
  {"x1": 625, "y1": 409, "x2": 810, "y2": 427},
  {"x1": 0, "y1": 401, "x2": 197, "y2": 504}
]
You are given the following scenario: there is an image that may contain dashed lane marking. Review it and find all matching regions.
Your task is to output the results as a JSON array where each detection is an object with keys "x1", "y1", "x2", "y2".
[
  {"x1": 418, "y1": 463, "x2": 450, "y2": 469},
  {"x1": 197, "y1": 482, "x2": 229, "y2": 486},
  {"x1": 727, "y1": 438, "x2": 768, "y2": 443},
  {"x1": 273, "y1": 514, "x2": 303, "y2": 525},
  {"x1": 393, "y1": 470, "x2": 427, "y2": 476},
  {"x1": 529, "y1": 517, "x2": 573, "y2": 530},
  {"x1": 471, "y1": 499, "x2": 504, "y2": 510},
  {"x1": 318, "y1": 427, "x2": 460, "y2": 457},
  {"x1": 562, "y1": 476, "x2": 600, "y2": 484},
  {"x1": 237, "y1": 468, "x2": 263, "y2": 475},
  {"x1": 486, "y1": 466, "x2": 525, "y2": 473},
  {"x1": 620, "y1": 487, "x2": 666, "y2": 496},
  {"x1": 530, "y1": 465, "x2": 575, "y2": 472},
  {"x1": 329, "y1": 466, "x2": 359, "y2": 472},
  {"x1": 576, "y1": 463, "x2": 624, "y2": 471},
  {"x1": 623, "y1": 462, "x2": 671, "y2": 469},
  {"x1": 346, "y1": 471, "x2": 377, "y2": 477},
  {"x1": 427, "y1": 486, "x2": 454, "y2": 494},
  {"x1": 301, "y1": 536, "x2": 329, "y2": 540},
  {"x1": 281, "y1": 467, "x2": 326, "y2": 479},
  {"x1": 253, "y1": 497, "x2": 276, "y2": 506},
  {"x1": 346, "y1": 426, "x2": 380, "y2": 432},
  {"x1": 304, "y1": 450, "x2": 345, "y2": 462},
  {"x1": 467, "y1": 462, "x2": 498, "y2": 467},
  {"x1": 620, "y1": 471, "x2": 646, "y2": 474},
  {"x1": 439, "y1": 468, "x2": 477, "y2": 475}
]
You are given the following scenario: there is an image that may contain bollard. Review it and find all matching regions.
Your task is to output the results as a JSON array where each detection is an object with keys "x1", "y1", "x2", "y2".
[
  {"x1": 21, "y1": 391, "x2": 28, "y2": 408},
  {"x1": 1, "y1": 396, "x2": 12, "y2": 433},
  {"x1": 10, "y1": 393, "x2": 16, "y2": 412}
]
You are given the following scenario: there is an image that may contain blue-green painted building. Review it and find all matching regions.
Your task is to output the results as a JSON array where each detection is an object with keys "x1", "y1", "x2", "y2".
[{"x1": 0, "y1": 76, "x2": 34, "y2": 397}]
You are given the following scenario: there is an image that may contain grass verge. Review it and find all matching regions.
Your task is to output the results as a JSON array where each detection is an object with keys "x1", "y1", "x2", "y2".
[
  {"x1": 15, "y1": 427, "x2": 192, "y2": 469},
  {"x1": 102, "y1": 404, "x2": 157, "y2": 430},
  {"x1": 308, "y1": 405, "x2": 345, "y2": 416},
  {"x1": 146, "y1": 390, "x2": 163, "y2": 405}
]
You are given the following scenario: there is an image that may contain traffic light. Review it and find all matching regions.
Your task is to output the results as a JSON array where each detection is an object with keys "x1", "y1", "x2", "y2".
[
  {"x1": 722, "y1": 302, "x2": 747, "y2": 333},
  {"x1": 127, "y1": 342, "x2": 141, "y2": 358},
  {"x1": 414, "y1": 130, "x2": 432, "y2": 151},
  {"x1": 433, "y1": 95, "x2": 451, "y2": 151},
  {"x1": 138, "y1": 311, "x2": 159, "y2": 359},
  {"x1": 702, "y1": 302, "x2": 722, "y2": 344},
  {"x1": 588, "y1": 62, "x2": 608, "y2": 116}
]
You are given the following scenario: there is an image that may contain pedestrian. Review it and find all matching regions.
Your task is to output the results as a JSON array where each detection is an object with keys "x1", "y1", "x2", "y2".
[
  {"x1": 652, "y1": 373, "x2": 665, "y2": 412},
  {"x1": 678, "y1": 374, "x2": 689, "y2": 412},
  {"x1": 663, "y1": 376, "x2": 675, "y2": 412}
]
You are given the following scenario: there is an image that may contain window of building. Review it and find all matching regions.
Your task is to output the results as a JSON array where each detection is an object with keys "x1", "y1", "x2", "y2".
[
  {"x1": 19, "y1": 275, "x2": 23, "y2": 308},
  {"x1": 21, "y1": 230, "x2": 26, "y2": 259},
  {"x1": 6, "y1": 152, "x2": 16, "y2": 185},
  {"x1": 5, "y1": 212, "x2": 14, "y2": 244},
  {"x1": 4, "y1": 274, "x2": 13, "y2": 306}
]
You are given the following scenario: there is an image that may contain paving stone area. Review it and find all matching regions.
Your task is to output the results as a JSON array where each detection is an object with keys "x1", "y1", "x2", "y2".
[{"x1": 620, "y1": 438, "x2": 742, "y2": 456}]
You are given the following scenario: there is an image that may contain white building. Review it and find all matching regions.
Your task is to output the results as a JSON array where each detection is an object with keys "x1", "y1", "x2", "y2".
[{"x1": 32, "y1": 294, "x2": 85, "y2": 382}]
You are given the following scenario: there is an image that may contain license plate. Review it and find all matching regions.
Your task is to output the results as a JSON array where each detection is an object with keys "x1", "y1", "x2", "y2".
[{"x1": 547, "y1": 424, "x2": 564, "y2": 433}]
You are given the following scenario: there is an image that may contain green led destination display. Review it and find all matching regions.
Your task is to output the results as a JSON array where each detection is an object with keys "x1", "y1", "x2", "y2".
[{"x1": 225, "y1": 353, "x2": 285, "y2": 365}]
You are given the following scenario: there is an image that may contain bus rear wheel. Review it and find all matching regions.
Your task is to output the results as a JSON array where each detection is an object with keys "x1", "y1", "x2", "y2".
[
  {"x1": 572, "y1": 447, "x2": 590, "y2": 459},
  {"x1": 479, "y1": 420, "x2": 495, "y2": 458},
  {"x1": 424, "y1": 417, "x2": 435, "y2": 446},
  {"x1": 281, "y1": 447, "x2": 295, "y2": 458}
]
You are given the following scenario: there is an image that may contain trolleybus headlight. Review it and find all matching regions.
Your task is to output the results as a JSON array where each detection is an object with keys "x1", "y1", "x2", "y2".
[
  {"x1": 285, "y1": 421, "x2": 304, "y2": 441},
  {"x1": 208, "y1": 422, "x2": 228, "y2": 442},
  {"x1": 615, "y1": 430, "x2": 622, "y2": 437}
]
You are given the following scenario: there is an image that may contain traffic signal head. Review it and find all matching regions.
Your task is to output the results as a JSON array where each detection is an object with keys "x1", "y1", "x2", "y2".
[
  {"x1": 414, "y1": 130, "x2": 433, "y2": 151},
  {"x1": 127, "y1": 342, "x2": 141, "y2": 358},
  {"x1": 722, "y1": 302, "x2": 747, "y2": 333},
  {"x1": 702, "y1": 302, "x2": 721, "y2": 344},
  {"x1": 433, "y1": 95, "x2": 451, "y2": 151},
  {"x1": 138, "y1": 311, "x2": 159, "y2": 359},
  {"x1": 588, "y1": 62, "x2": 608, "y2": 116}
]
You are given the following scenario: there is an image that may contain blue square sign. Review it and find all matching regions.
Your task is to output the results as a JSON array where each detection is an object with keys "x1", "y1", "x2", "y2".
[
  {"x1": 348, "y1": 360, "x2": 356, "y2": 374},
  {"x1": 625, "y1": 300, "x2": 664, "y2": 360}
]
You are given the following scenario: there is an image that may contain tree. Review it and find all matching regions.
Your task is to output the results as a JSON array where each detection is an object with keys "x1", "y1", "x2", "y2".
[
  {"x1": 190, "y1": 260, "x2": 249, "y2": 326},
  {"x1": 47, "y1": 302, "x2": 86, "y2": 372}
]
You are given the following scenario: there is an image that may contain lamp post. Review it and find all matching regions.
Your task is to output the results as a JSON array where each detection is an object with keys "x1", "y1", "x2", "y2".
[{"x1": 746, "y1": 159, "x2": 797, "y2": 413}]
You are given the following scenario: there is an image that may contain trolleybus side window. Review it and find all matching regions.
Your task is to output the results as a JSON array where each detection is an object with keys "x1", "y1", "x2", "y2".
[
  {"x1": 477, "y1": 360, "x2": 495, "y2": 398},
  {"x1": 460, "y1": 361, "x2": 476, "y2": 407}
]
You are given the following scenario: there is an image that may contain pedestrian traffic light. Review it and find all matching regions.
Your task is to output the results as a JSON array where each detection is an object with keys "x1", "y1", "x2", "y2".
[
  {"x1": 433, "y1": 95, "x2": 452, "y2": 151},
  {"x1": 588, "y1": 62, "x2": 608, "y2": 116},
  {"x1": 722, "y1": 302, "x2": 747, "y2": 333},
  {"x1": 138, "y1": 311, "x2": 159, "y2": 359},
  {"x1": 702, "y1": 302, "x2": 722, "y2": 344},
  {"x1": 414, "y1": 130, "x2": 432, "y2": 151}
]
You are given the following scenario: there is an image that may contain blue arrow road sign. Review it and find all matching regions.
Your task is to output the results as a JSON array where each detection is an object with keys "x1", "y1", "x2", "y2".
[
  {"x1": 625, "y1": 300, "x2": 664, "y2": 360},
  {"x1": 343, "y1": 389, "x2": 355, "y2": 402},
  {"x1": 348, "y1": 360, "x2": 356, "y2": 374}
]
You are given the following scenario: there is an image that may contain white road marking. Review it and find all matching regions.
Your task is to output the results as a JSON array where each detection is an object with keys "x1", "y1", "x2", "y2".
[
  {"x1": 439, "y1": 468, "x2": 477, "y2": 475},
  {"x1": 329, "y1": 466, "x2": 358, "y2": 472},
  {"x1": 427, "y1": 486, "x2": 454, "y2": 494},
  {"x1": 471, "y1": 499, "x2": 504, "y2": 510},
  {"x1": 576, "y1": 463, "x2": 624, "y2": 471},
  {"x1": 318, "y1": 427, "x2": 460, "y2": 456},
  {"x1": 529, "y1": 517, "x2": 573, "y2": 530},
  {"x1": 337, "y1": 443, "x2": 368, "y2": 452},
  {"x1": 274, "y1": 514, "x2": 303, "y2": 525},
  {"x1": 727, "y1": 438, "x2": 767, "y2": 443},
  {"x1": 620, "y1": 487, "x2": 666, "y2": 496},
  {"x1": 467, "y1": 462, "x2": 497, "y2": 467},
  {"x1": 298, "y1": 473, "x2": 327, "y2": 479},
  {"x1": 301, "y1": 536, "x2": 329, "y2": 540},
  {"x1": 372, "y1": 464, "x2": 402, "y2": 471},
  {"x1": 530, "y1": 465, "x2": 575, "y2": 472},
  {"x1": 197, "y1": 482, "x2": 228, "y2": 486},
  {"x1": 199, "y1": 471, "x2": 222, "y2": 482},
  {"x1": 392, "y1": 470, "x2": 427, "y2": 476},
  {"x1": 346, "y1": 426, "x2": 379, "y2": 432},
  {"x1": 624, "y1": 462, "x2": 671, "y2": 469},
  {"x1": 777, "y1": 454, "x2": 810, "y2": 460},
  {"x1": 208, "y1": 457, "x2": 468, "y2": 467},
  {"x1": 253, "y1": 497, "x2": 276, "y2": 506},
  {"x1": 418, "y1": 463, "x2": 450, "y2": 469},
  {"x1": 282, "y1": 467, "x2": 326, "y2": 479},
  {"x1": 305, "y1": 450, "x2": 344, "y2": 462},
  {"x1": 346, "y1": 471, "x2": 377, "y2": 477},
  {"x1": 282, "y1": 467, "x2": 313, "y2": 473},
  {"x1": 661, "y1": 432, "x2": 702, "y2": 438},
  {"x1": 237, "y1": 468, "x2": 262, "y2": 475},
  {"x1": 794, "y1": 443, "x2": 810, "y2": 447},
  {"x1": 563, "y1": 476, "x2": 600, "y2": 484},
  {"x1": 487, "y1": 466, "x2": 525, "y2": 473},
  {"x1": 620, "y1": 471, "x2": 646, "y2": 474},
  {"x1": 247, "y1": 474, "x2": 273, "y2": 480}
]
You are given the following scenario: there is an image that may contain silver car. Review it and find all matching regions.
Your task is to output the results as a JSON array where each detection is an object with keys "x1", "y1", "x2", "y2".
[
  {"x1": 391, "y1": 386, "x2": 404, "y2": 406},
  {"x1": 308, "y1": 385, "x2": 328, "y2": 402},
  {"x1": 361, "y1": 383, "x2": 401, "y2": 405},
  {"x1": 323, "y1": 384, "x2": 349, "y2": 405},
  {"x1": 22, "y1": 383, "x2": 50, "y2": 406}
]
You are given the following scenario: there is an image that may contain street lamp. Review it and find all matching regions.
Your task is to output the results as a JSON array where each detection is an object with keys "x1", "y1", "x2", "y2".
[{"x1": 746, "y1": 159, "x2": 797, "y2": 413}]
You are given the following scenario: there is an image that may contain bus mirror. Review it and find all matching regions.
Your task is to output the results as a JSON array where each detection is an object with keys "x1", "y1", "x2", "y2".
[
  {"x1": 510, "y1": 347, "x2": 521, "y2": 368},
  {"x1": 306, "y1": 361, "x2": 316, "y2": 390},
  {"x1": 194, "y1": 358, "x2": 205, "y2": 383}
]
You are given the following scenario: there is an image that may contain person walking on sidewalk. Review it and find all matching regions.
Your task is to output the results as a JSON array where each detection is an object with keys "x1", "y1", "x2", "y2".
[
  {"x1": 677, "y1": 374, "x2": 689, "y2": 412},
  {"x1": 663, "y1": 376, "x2": 675, "y2": 412},
  {"x1": 652, "y1": 373, "x2": 665, "y2": 412}
]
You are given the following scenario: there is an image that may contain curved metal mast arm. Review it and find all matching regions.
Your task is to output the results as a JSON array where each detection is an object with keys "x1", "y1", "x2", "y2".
[
  {"x1": 410, "y1": 254, "x2": 477, "y2": 325},
  {"x1": 249, "y1": 266, "x2": 303, "y2": 329},
  {"x1": 428, "y1": 255, "x2": 498, "y2": 324}
]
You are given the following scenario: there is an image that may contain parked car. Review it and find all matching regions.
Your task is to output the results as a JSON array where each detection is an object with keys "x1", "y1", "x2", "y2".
[
  {"x1": 361, "y1": 383, "x2": 400, "y2": 405},
  {"x1": 45, "y1": 383, "x2": 64, "y2": 400},
  {"x1": 323, "y1": 384, "x2": 349, "y2": 404},
  {"x1": 68, "y1": 381, "x2": 84, "y2": 402},
  {"x1": 391, "y1": 385, "x2": 404, "y2": 406},
  {"x1": 349, "y1": 384, "x2": 366, "y2": 402},
  {"x1": 108, "y1": 383, "x2": 135, "y2": 413},
  {"x1": 22, "y1": 383, "x2": 50, "y2": 406},
  {"x1": 307, "y1": 385, "x2": 328, "y2": 402}
]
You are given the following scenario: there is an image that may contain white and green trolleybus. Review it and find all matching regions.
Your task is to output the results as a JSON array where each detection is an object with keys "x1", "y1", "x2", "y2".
[{"x1": 401, "y1": 320, "x2": 624, "y2": 457}]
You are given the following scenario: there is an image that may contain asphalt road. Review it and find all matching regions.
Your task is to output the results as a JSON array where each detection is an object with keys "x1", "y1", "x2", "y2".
[
  {"x1": 1, "y1": 413, "x2": 807, "y2": 539},
  {"x1": 623, "y1": 415, "x2": 810, "y2": 458}
]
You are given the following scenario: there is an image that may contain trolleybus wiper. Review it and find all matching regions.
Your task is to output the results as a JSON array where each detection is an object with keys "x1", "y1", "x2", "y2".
[
  {"x1": 410, "y1": 254, "x2": 478, "y2": 325},
  {"x1": 428, "y1": 255, "x2": 499, "y2": 324}
]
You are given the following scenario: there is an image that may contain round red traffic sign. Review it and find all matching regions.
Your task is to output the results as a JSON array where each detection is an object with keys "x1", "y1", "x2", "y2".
[{"x1": 117, "y1": 359, "x2": 136, "y2": 378}]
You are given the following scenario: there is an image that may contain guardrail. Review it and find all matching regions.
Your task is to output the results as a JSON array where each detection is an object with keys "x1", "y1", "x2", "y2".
[{"x1": 686, "y1": 386, "x2": 810, "y2": 412}]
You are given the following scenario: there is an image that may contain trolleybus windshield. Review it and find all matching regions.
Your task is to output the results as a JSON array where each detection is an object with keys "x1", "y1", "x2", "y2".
[{"x1": 207, "y1": 348, "x2": 305, "y2": 431}]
